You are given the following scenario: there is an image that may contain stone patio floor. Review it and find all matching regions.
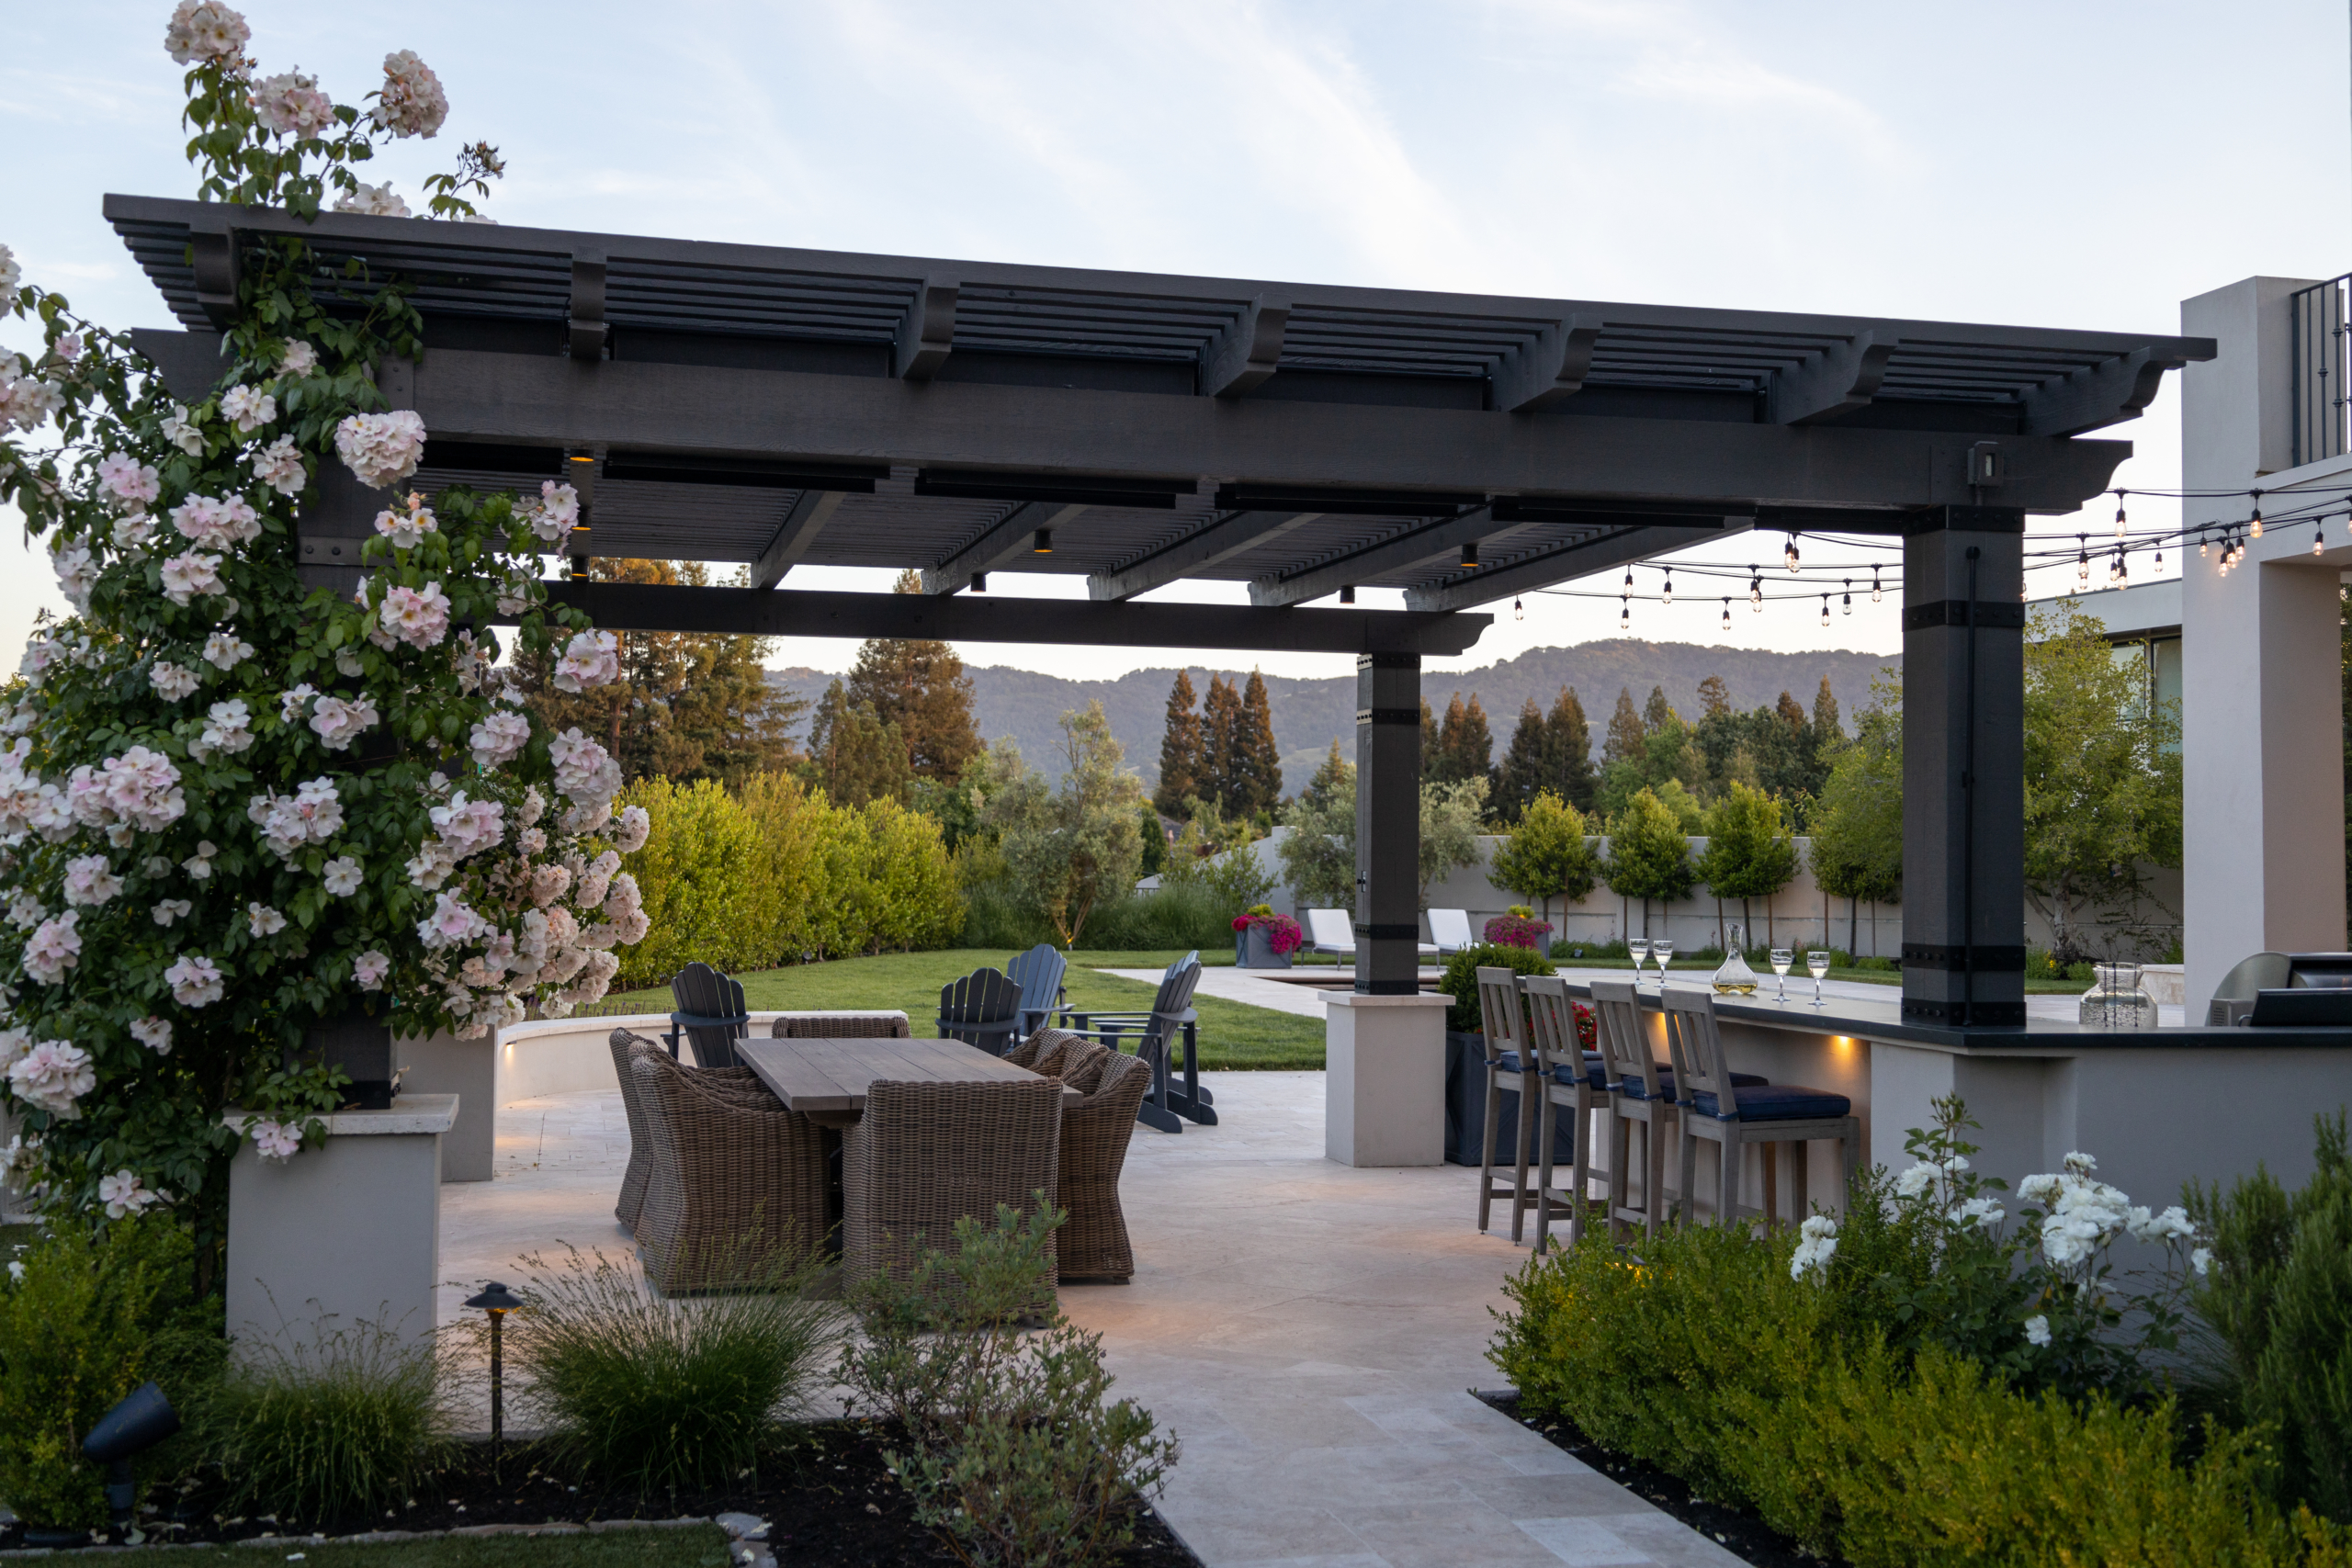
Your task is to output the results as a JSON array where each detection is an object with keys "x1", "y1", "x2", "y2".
[{"x1": 440, "y1": 1070, "x2": 1744, "y2": 1568}]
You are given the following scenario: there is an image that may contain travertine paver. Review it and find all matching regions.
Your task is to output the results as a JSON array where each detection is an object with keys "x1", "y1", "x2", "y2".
[{"x1": 439, "y1": 1070, "x2": 1742, "y2": 1568}]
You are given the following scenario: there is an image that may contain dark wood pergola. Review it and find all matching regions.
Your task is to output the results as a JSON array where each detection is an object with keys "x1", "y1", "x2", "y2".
[{"x1": 109, "y1": 194, "x2": 2212, "y2": 1027}]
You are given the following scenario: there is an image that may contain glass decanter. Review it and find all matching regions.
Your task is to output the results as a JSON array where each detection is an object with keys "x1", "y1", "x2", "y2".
[
  {"x1": 2078, "y1": 961, "x2": 2158, "y2": 1029},
  {"x1": 1712, "y1": 924, "x2": 1758, "y2": 996}
]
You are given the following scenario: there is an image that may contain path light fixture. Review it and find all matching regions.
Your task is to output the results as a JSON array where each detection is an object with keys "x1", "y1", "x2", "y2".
[
  {"x1": 84, "y1": 1381, "x2": 179, "y2": 1531},
  {"x1": 465, "y1": 1280, "x2": 526, "y2": 1450}
]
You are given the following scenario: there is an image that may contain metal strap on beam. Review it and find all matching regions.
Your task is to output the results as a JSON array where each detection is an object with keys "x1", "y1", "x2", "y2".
[
  {"x1": 1402, "y1": 519, "x2": 1742, "y2": 613},
  {"x1": 1768, "y1": 331, "x2": 1896, "y2": 425},
  {"x1": 895, "y1": 279, "x2": 958, "y2": 380},
  {"x1": 1088, "y1": 510, "x2": 1320, "y2": 601},
  {"x1": 1491, "y1": 313, "x2": 1603, "y2": 412},
  {"x1": 2021, "y1": 346, "x2": 2183, "y2": 437},
  {"x1": 1250, "y1": 508, "x2": 1510, "y2": 608},
  {"x1": 1200, "y1": 297, "x2": 1289, "y2": 398},
  {"x1": 188, "y1": 214, "x2": 240, "y2": 332},
  {"x1": 520, "y1": 581, "x2": 1491, "y2": 656},
  {"x1": 568, "y1": 252, "x2": 607, "y2": 363},
  {"x1": 921, "y1": 501, "x2": 1088, "y2": 594},
  {"x1": 749, "y1": 489, "x2": 848, "y2": 589}
]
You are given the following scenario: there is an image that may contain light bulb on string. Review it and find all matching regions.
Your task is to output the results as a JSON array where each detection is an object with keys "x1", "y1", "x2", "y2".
[
  {"x1": 1820, "y1": 593, "x2": 1830, "y2": 627},
  {"x1": 1842, "y1": 579, "x2": 1852, "y2": 615},
  {"x1": 1662, "y1": 568, "x2": 1672, "y2": 605},
  {"x1": 2077, "y1": 535, "x2": 2089, "y2": 583},
  {"x1": 2199, "y1": 529, "x2": 2210, "y2": 558},
  {"x1": 1620, "y1": 592, "x2": 1630, "y2": 631},
  {"x1": 2155, "y1": 545, "x2": 2164, "y2": 570},
  {"x1": 2114, "y1": 490, "x2": 2128, "y2": 539},
  {"x1": 1720, "y1": 598, "x2": 1731, "y2": 630},
  {"x1": 1871, "y1": 567, "x2": 1883, "y2": 603},
  {"x1": 2250, "y1": 491, "x2": 2264, "y2": 537},
  {"x1": 1784, "y1": 533, "x2": 1801, "y2": 573},
  {"x1": 1748, "y1": 567, "x2": 1762, "y2": 609},
  {"x1": 1623, "y1": 566, "x2": 1634, "y2": 592},
  {"x1": 1514, "y1": 596, "x2": 1524, "y2": 621},
  {"x1": 2318, "y1": 523, "x2": 2329, "y2": 557}
]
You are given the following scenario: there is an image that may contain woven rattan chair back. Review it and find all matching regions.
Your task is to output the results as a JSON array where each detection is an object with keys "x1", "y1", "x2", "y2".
[
  {"x1": 1589, "y1": 978, "x2": 1663, "y2": 1098},
  {"x1": 769, "y1": 1011, "x2": 911, "y2": 1039},
  {"x1": 667, "y1": 961, "x2": 751, "y2": 1068},
  {"x1": 842, "y1": 1077, "x2": 1063, "y2": 1294},
  {"x1": 611, "y1": 1029, "x2": 657, "y2": 1230},
  {"x1": 937, "y1": 966, "x2": 1024, "y2": 1053},
  {"x1": 1057, "y1": 1049, "x2": 1152, "y2": 1280},
  {"x1": 630, "y1": 1045, "x2": 828, "y2": 1293}
]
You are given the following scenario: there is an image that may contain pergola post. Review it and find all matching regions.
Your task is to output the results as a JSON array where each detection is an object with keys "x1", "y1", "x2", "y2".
[
  {"x1": 1899, "y1": 505, "x2": 2028, "y2": 1027},
  {"x1": 1355, "y1": 652, "x2": 1421, "y2": 994}
]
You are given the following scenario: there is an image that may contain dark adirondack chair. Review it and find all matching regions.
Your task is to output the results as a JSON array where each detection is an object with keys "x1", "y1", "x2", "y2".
[
  {"x1": 936, "y1": 966, "x2": 1024, "y2": 1054},
  {"x1": 1056, "y1": 955, "x2": 1209, "y2": 1134},
  {"x1": 1004, "y1": 943, "x2": 1069, "y2": 1043},
  {"x1": 663, "y1": 962, "x2": 751, "y2": 1069}
]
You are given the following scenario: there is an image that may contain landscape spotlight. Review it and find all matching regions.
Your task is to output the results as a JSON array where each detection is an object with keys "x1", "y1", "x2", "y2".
[
  {"x1": 83, "y1": 1381, "x2": 179, "y2": 1529},
  {"x1": 464, "y1": 1280, "x2": 526, "y2": 1449}
]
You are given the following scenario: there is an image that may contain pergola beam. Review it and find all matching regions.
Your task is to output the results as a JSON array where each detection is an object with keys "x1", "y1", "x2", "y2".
[
  {"x1": 1768, "y1": 332, "x2": 1896, "y2": 425},
  {"x1": 1250, "y1": 509, "x2": 1528, "y2": 607},
  {"x1": 2021, "y1": 346, "x2": 2184, "y2": 437},
  {"x1": 520, "y1": 581, "x2": 1490, "y2": 655},
  {"x1": 1201, "y1": 298, "x2": 1288, "y2": 397},
  {"x1": 749, "y1": 488, "x2": 847, "y2": 589},
  {"x1": 1491, "y1": 313, "x2": 1603, "y2": 412},
  {"x1": 921, "y1": 501, "x2": 1088, "y2": 594},
  {"x1": 895, "y1": 279, "x2": 957, "y2": 380},
  {"x1": 1402, "y1": 520, "x2": 1747, "y2": 613},
  {"x1": 1089, "y1": 510, "x2": 1320, "y2": 601}
]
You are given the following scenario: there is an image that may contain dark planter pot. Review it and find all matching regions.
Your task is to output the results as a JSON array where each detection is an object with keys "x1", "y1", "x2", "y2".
[
  {"x1": 290, "y1": 1010, "x2": 397, "y2": 1110},
  {"x1": 1236, "y1": 925, "x2": 1295, "y2": 969},
  {"x1": 1444, "y1": 1030, "x2": 1577, "y2": 1169}
]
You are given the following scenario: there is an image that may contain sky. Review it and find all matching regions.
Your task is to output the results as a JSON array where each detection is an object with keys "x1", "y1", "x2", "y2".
[{"x1": 6, "y1": 0, "x2": 2349, "y2": 683}]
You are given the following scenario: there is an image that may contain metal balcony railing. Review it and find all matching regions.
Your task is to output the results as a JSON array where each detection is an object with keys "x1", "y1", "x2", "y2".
[{"x1": 2290, "y1": 274, "x2": 2352, "y2": 467}]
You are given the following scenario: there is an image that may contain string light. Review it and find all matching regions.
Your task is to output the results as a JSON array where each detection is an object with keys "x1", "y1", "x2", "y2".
[
  {"x1": 1720, "y1": 597, "x2": 1731, "y2": 629},
  {"x1": 1662, "y1": 568, "x2": 1672, "y2": 605},
  {"x1": 2317, "y1": 522, "x2": 2329, "y2": 557},
  {"x1": 1620, "y1": 592, "x2": 1630, "y2": 630},
  {"x1": 1842, "y1": 580, "x2": 1852, "y2": 615},
  {"x1": 2114, "y1": 490, "x2": 2128, "y2": 539},
  {"x1": 1871, "y1": 566, "x2": 1883, "y2": 603},
  {"x1": 2199, "y1": 529, "x2": 2210, "y2": 558},
  {"x1": 1623, "y1": 566, "x2": 1634, "y2": 592},
  {"x1": 1784, "y1": 533, "x2": 1801, "y2": 573},
  {"x1": 1514, "y1": 595, "x2": 1524, "y2": 620},
  {"x1": 1748, "y1": 567, "x2": 1762, "y2": 610},
  {"x1": 2077, "y1": 535, "x2": 2089, "y2": 583},
  {"x1": 2250, "y1": 491, "x2": 2264, "y2": 538},
  {"x1": 1819, "y1": 593, "x2": 1830, "y2": 626}
]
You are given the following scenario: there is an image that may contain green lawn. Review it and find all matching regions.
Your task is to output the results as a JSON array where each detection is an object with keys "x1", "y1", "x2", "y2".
[
  {"x1": 199, "y1": 1526, "x2": 733, "y2": 1567},
  {"x1": 606, "y1": 949, "x2": 1325, "y2": 1069}
]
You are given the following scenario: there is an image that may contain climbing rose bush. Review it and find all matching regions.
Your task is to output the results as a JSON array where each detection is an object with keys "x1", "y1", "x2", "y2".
[{"x1": 0, "y1": 6, "x2": 636, "y2": 1233}]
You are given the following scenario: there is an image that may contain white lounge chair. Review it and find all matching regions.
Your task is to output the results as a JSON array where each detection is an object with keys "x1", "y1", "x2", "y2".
[
  {"x1": 1304, "y1": 908, "x2": 1440, "y2": 964},
  {"x1": 1429, "y1": 908, "x2": 1476, "y2": 954}
]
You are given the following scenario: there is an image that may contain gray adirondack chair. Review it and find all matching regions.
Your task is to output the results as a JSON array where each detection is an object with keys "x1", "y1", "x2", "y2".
[
  {"x1": 663, "y1": 962, "x2": 751, "y2": 1068},
  {"x1": 1055, "y1": 954, "x2": 1208, "y2": 1134},
  {"x1": 1004, "y1": 943, "x2": 1069, "y2": 1043},
  {"x1": 936, "y1": 966, "x2": 1024, "y2": 1053}
]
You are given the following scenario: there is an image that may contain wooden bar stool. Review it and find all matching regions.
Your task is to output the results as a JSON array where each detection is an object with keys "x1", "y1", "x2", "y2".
[
  {"x1": 1522, "y1": 975, "x2": 1607, "y2": 1250},
  {"x1": 1660, "y1": 986, "x2": 1856, "y2": 1229},
  {"x1": 1589, "y1": 978, "x2": 1673, "y2": 1239},
  {"x1": 1475, "y1": 965, "x2": 1539, "y2": 1239}
]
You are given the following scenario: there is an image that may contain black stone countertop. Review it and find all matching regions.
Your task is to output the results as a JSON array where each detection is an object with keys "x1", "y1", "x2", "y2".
[{"x1": 1554, "y1": 978, "x2": 2352, "y2": 1054}]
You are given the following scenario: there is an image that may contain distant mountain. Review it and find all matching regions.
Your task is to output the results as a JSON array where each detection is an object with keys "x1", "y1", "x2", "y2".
[{"x1": 770, "y1": 640, "x2": 1898, "y2": 794}]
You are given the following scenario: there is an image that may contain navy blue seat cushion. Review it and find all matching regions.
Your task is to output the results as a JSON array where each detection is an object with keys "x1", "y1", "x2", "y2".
[
  {"x1": 1493, "y1": 1049, "x2": 1531, "y2": 1073},
  {"x1": 1619, "y1": 1068, "x2": 1768, "y2": 1100},
  {"x1": 1691, "y1": 1083, "x2": 1850, "y2": 1122},
  {"x1": 1548, "y1": 1052, "x2": 1608, "y2": 1089}
]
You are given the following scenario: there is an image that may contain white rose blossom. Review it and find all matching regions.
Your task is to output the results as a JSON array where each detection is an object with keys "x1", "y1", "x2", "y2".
[
  {"x1": 308, "y1": 694, "x2": 381, "y2": 750},
  {"x1": 612, "y1": 804, "x2": 651, "y2": 853},
  {"x1": 163, "y1": 0, "x2": 249, "y2": 65},
  {"x1": 322, "y1": 855, "x2": 363, "y2": 897},
  {"x1": 374, "y1": 494, "x2": 438, "y2": 549},
  {"x1": 96, "y1": 452, "x2": 162, "y2": 510},
  {"x1": 246, "y1": 1118, "x2": 301, "y2": 1162},
  {"x1": 1789, "y1": 1213, "x2": 1838, "y2": 1280},
  {"x1": 333, "y1": 181, "x2": 411, "y2": 219},
  {"x1": 334, "y1": 410, "x2": 426, "y2": 489},
  {"x1": 353, "y1": 950, "x2": 391, "y2": 990},
  {"x1": 521, "y1": 480, "x2": 580, "y2": 544},
  {"x1": 160, "y1": 549, "x2": 223, "y2": 606},
  {"x1": 219, "y1": 384, "x2": 276, "y2": 434},
  {"x1": 51, "y1": 545, "x2": 96, "y2": 612},
  {"x1": 130, "y1": 1017, "x2": 173, "y2": 1055},
  {"x1": 113, "y1": 513, "x2": 156, "y2": 549},
  {"x1": 469, "y1": 710, "x2": 531, "y2": 768},
  {"x1": 246, "y1": 902, "x2": 286, "y2": 938},
  {"x1": 251, "y1": 435, "x2": 306, "y2": 496},
  {"x1": 193, "y1": 697, "x2": 254, "y2": 759},
  {"x1": 164, "y1": 954, "x2": 225, "y2": 1007},
  {"x1": 202, "y1": 630, "x2": 255, "y2": 671},
  {"x1": 160, "y1": 402, "x2": 206, "y2": 457},
  {"x1": 62, "y1": 855, "x2": 122, "y2": 908},
  {"x1": 253, "y1": 69, "x2": 334, "y2": 138},
  {"x1": 98, "y1": 1169, "x2": 159, "y2": 1219},
  {"x1": 150, "y1": 660, "x2": 200, "y2": 701},
  {"x1": 0, "y1": 243, "x2": 17, "y2": 314},
  {"x1": 23, "y1": 911, "x2": 82, "y2": 984},
  {"x1": 8, "y1": 1040, "x2": 95, "y2": 1118},
  {"x1": 371, "y1": 50, "x2": 449, "y2": 139},
  {"x1": 280, "y1": 341, "x2": 319, "y2": 377},
  {"x1": 151, "y1": 898, "x2": 192, "y2": 927},
  {"x1": 2024, "y1": 1314, "x2": 2052, "y2": 1347},
  {"x1": 551, "y1": 630, "x2": 620, "y2": 693}
]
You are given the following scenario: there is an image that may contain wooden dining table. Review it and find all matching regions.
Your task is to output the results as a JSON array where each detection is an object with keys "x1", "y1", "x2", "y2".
[{"x1": 737, "y1": 1035, "x2": 1079, "y2": 1128}]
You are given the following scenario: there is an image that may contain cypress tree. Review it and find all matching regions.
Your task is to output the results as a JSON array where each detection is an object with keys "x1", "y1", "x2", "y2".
[
  {"x1": 1235, "y1": 668, "x2": 1284, "y2": 814},
  {"x1": 1603, "y1": 686, "x2": 1648, "y2": 766},
  {"x1": 1547, "y1": 686, "x2": 1597, "y2": 811},
  {"x1": 1697, "y1": 673, "x2": 1733, "y2": 720},
  {"x1": 1775, "y1": 690, "x2": 1809, "y2": 730},
  {"x1": 1300, "y1": 738, "x2": 1351, "y2": 812},
  {"x1": 1494, "y1": 697, "x2": 1549, "y2": 824},
  {"x1": 1154, "y1": 669, "x2": 1203, "y2": 815},
  {"x1": 1431, "y1": 693, "x2": 1494, "y2": 787},
  {"x1": 842, "y1": 570, "x2": 981, "y2": 781},
  {"x1": 1419, "y1": 695, "x2": 1437, "y2": 778},
  {"x1": 1200, "y1": 673, "x2": 1244, "y2": 810},
  {"x1": 1643, "y1": 685, "x2": 1678, "y2": 731},
  {"x1": 1813, "y1": 675, "x2": 1844, "y2": 746}
]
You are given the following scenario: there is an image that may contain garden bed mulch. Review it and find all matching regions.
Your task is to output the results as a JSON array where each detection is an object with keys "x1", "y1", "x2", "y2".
[
  {"x1": 0, "y1": 1421, "x2": 1200, "y2": 1567},
  {"x1": 1478, "y1": 1392, "x2": 1840, "y2": 1568}
]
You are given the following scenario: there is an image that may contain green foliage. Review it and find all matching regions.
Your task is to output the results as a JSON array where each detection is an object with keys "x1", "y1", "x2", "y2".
[
  {"x1": 1276, "y1": 760, "x2": 1357, "y2": 910},
  {"x1": 1601, "y1": 788, "x2": 1695, "y2": 916},
  {"x1": 615, "y1": 777, "x2": 775, "y2": 981},
  {"x1": 1072, "y1": 883, "x2": 1236, "y2": 953},
  {"x1": 978, "y1": 705, "x2": 1146, "y2": 949},
  {"x1": 841, "y1": 1203, "x2": 1176, "y2": 1568},
  {"x1": 799, "y1": 679, "x2": 913, "y2": 808},
  {"x1": 1811, "y1": 674, "x2": 1905, "y2": 917},
  {"x1": 1693, "y1": 781, "x2": 1800, "y2": 930},
  {"x1": 1419, "y1": 776, "x2": 1489, "y2": 903},
  {"x1": 195, "y1": 1318, "x2": 450, "y2": 1524},
  {"x1": 1494, "y1": 688, "x2": 1597, "y2": 819},
  {"x1": 1487, "y1": 791, "x2": 1597, "y2": 924},
  {"x1": 2024, "y1": 599, "x2": 2184, "y2": 964},
  {"x1": 2189, "y1": 1111, "x2": 2352, "y2": 1519},
  {"x1": 0, "y1": 1215, "x2": 217, "y2": 1529},
  {"x1": 1437, "y1": 942, "x2": 1555, "y2": 1034},
  {"x1": 1489, "y1": 1213, "x2": 2347, "y2": 1568},
  {"x1": 507, "y1": 1240, "x2": 840, "y2": 1496}
]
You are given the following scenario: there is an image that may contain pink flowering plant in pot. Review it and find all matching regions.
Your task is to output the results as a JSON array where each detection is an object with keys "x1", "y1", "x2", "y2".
[
  {"x1": 1481, "y1": 907, "x2": 1553, "y2": 952},
  {"x1": 1231, "y1": 905, "x2": 1302, "y2": 955},
  {"x1": 0, "y1": 5, "x2": 645, "y2": 1257}
]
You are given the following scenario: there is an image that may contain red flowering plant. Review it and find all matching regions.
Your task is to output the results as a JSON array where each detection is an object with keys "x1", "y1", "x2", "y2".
[
  {"x1": 1483, "y1": 906, "x2": 1554, "y2": 952},
  {"x1": 0, "y1": 6, "x2": 644, "y2": 1245},
  {"x1": 1573, "y1": 1001, "x2": 1596, "y2": 1051},
  {"x1": 1231, "y1": 904, "x2": 1303, "y2": 955}
]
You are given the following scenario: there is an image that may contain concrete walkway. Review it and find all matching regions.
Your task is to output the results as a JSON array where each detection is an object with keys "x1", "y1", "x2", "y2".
[{"x1": 439, "y1": 1071, "x2": 1741, "y2": 1568}]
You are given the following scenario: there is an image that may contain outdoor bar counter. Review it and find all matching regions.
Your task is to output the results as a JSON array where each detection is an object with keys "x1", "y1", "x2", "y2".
[{"x1": 1558, "y1": 980, "x2": 2352, "y2": 1213}]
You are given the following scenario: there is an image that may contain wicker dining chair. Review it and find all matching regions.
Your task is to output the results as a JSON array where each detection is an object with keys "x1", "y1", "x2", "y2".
[
  {"x1": 610, "y1": 1028, "x2": 768, "y2": 1234},
  {"x1": 1475, "y1": 965, "x2": 1539, "y2": 1240},
  {"x1": 630, "y1": 1045, "x2": 830, "y2": 1293},
  {"x1": 841, "y1": 1077, "x2": 1063, "y2": 1294},
  {"x1": 1006, "y1": 1026, "x2": 1108, "y2": 1083},
  {"x1": 1056, "y1": 1049, "x2": 1153, "y2": 1281},
  {"x1": 768, "y1": 1011, "x2": 911, "y2": 1039}
]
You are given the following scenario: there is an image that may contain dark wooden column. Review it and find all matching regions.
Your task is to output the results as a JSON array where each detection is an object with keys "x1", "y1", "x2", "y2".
[
  {"x1": 1900, "y1": 505, "x2": 2027, "y2": 1027},
  {"x1": 1355, "y1": 652, "x2": 1421, "y2": 995}
]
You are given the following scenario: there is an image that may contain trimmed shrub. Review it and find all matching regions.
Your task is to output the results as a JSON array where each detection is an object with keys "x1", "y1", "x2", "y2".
[
  {"x1": 195, "y1": 1319, "x2": 450, "y2": 1525},
  {"x1": 1080, "y1": 883, "x2": 1235, "y2": 953},
  {"x1": 507, "y1": 1240, "x2": 839, "y2": 1495},
  {"x1": 1437, "y1": 942, "x2": 1555, "y2": 1033},
  {"x1": 0, "y1": 1216, "x2": 219, "y2": 1529},
  {"x1": 617, "y1": 776, "x2": 777, "y2": 986},
  {"x1": 841, "y1": 1202, "x2": 1176, "y2": 1568}
]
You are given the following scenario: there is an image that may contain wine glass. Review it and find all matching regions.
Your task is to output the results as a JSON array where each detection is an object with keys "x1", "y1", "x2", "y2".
[
  {"x1": 1652, "y1": 939, "x2": 1675, "y2": 988},
  {"x1": 1805, "y1": 950, "x2": 1831, "y2": 1008},
  {"x1": 1627, "y1": 936, "x2": 1650, "y2": 984},
  {"x1": 1770, "y1": 948, "x2": 1792, "y2": 1003}
]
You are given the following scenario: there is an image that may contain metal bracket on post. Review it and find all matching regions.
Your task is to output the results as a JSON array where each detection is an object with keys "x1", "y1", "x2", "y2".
[{"x1": 567, "y1": 252, "x2": 608, "y2": 363}]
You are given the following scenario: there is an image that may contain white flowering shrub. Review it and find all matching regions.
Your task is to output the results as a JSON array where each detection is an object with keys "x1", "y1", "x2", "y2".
[{"x1": 0, "y1": 6, "x2": 635, "y2": 1235}]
